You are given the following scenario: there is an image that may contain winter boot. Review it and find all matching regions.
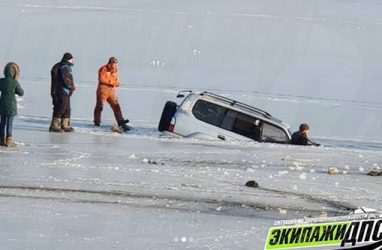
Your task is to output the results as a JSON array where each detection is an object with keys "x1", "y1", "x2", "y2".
[
  {"x1": 5, "y1": 137, "x2": 16, "y2": 147},
  {"x1": 62, "y1": 118, "x2": 74, "y2": 132},
  {"x1": 119, "y1": 123, "x2": 130, "y2": 132},
  {"x1": 118, "y1": 119, "x2": 130, "y2": 132},
  {"x1": 49, "y1": 117, "x2": 62, "y2": 132}
]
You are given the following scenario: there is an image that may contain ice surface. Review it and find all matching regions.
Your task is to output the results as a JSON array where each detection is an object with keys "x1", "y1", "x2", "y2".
[{"x1": 0, "y1": 0, "x2": 382, "y2": 249}]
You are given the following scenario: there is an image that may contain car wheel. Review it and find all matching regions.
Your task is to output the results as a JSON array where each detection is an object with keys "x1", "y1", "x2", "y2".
[{"x1": 158, "y1": 101, "x2": 177, "y2": 132}]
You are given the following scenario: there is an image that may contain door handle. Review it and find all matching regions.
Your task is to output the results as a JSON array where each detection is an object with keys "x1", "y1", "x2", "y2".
[{"x1": 218, "y1": 135, "x2": 226, "y2": 140}]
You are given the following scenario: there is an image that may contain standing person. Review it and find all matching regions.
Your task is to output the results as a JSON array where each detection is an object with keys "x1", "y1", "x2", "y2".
[
  {"x1": 291, "y1": 123, "x2": 320, "y2": 146},
  {"x1": 93, "y1": 57, "x2": 129, "y2": 131},
  {"x1": 0, "y1": 62, "x2": 24, "y2": 147},
  {"x1": 49, "y1": 52, "x2": 76, "y2": 132},
  {"x1": 49, "y1": 60, "x2": 61, "y2": 132}
]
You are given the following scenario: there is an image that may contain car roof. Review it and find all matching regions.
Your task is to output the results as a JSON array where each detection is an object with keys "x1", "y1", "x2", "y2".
[{"x1": 193, "y1": 91, "x2": 290, "y2": 130}]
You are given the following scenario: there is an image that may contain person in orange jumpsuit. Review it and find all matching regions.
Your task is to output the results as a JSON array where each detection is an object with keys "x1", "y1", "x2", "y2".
[{"x1": 93, "y1": 57, "x2": 129, "y2": 131}]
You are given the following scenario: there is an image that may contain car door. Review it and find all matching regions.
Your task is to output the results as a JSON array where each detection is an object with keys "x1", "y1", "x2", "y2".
[
  {"x1": 221, "y1": 110, "x2": 263, "y2": 142},
  {"x1": 189, "y1": 100, "x2": 251, "y2": 141}
]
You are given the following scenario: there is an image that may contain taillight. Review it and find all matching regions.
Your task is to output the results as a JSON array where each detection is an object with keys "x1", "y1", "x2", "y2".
[{"x1": 168, "y1": 117, "x2": 176, "y2": 132}]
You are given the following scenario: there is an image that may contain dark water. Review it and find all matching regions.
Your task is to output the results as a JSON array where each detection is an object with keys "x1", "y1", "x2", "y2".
[{"x1": 315, "y1": 138, "x2": 382, "y2": 151}]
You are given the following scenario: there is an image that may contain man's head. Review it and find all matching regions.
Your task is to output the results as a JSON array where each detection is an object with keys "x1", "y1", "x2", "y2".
[
  {"x1": 62, "y1": 52, "x2": 74, "y2": 64},
  {"x1": 107, "y1": 57, "x2": 118, "y2": 71},
  {"x1": 108, "y1": 57, "x2": 118, "y2": 64},
  {"x1": 299, "y1": 123, "x2": 310, "y2": 133}
]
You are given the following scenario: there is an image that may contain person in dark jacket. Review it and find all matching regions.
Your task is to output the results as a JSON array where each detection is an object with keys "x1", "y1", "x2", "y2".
[
  {"x1": 291, "y1": 123, "x2": 320, "y2": 146},
  {"x1": 49, "y1": 53, "x2": 76, "y2": 132},
  {"x1": 49, "y1": 60, "x2": 61, "y2": 132},
  {"x1": 0, "y1": 62, "x2": 24, "y2": 147}
]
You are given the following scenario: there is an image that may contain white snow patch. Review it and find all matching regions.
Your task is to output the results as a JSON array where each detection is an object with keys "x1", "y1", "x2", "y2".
[
  {"x1": 299, "y1": 173, "x2": 307, "y2": 180},
  {"x1": 129, "y1": 154, "x2": 137, "y2": 159}
]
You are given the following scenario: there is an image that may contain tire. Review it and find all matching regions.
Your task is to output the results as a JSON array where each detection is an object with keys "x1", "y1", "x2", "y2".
[{"x1": 158, "y1": 101, "x2": 177, "y2": 132}]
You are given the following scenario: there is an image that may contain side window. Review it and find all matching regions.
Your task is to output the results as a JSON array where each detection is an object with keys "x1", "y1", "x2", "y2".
[
  {"x1": 232, "y1": 112, "x2": 261, "y2": 141},
  {"x1": 221, "y1": 110, "x2": 235, "y2": 130},
  {"x1": 192, "y1": 100, "x2": 226, "y2": 127},
  {"x1": 221, "y1": 110, "x2": 262, "y2": 141},
  {"x1": 261, "y1": 122, "x2": 289, "y2": 143}
]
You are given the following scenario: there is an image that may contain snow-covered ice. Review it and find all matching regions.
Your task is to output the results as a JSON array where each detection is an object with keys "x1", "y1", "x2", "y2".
[{"x1": 1, "y1": 0, "x2": 382, "y2": 249}]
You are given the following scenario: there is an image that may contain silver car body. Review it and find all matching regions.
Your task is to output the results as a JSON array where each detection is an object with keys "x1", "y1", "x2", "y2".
[{"x1": 168, "y1": 92, "x2": 291, "y2": 143}]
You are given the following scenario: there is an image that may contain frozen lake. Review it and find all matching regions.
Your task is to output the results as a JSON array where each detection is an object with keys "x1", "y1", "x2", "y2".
[
  {"x1": 1, "y1": 0, "x2": 382, "y2": 249},
  {"x1": 0, "y1": 81, "x2": 379, "y2": 249}
]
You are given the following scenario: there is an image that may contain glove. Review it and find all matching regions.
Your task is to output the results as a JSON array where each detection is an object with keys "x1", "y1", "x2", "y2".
[{"x1": 72, "y1": 84, "x2": 77, "y2": 91}]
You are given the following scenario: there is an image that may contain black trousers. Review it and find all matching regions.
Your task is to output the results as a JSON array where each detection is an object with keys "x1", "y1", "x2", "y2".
[{"x1": 53, "y1": 93, "x2": 71, "y2": 118}]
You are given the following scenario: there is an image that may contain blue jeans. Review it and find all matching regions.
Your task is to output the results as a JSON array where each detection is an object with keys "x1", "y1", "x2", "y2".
[{"x1": 0, "y1": 115, "x2": 14, "y2": 138}]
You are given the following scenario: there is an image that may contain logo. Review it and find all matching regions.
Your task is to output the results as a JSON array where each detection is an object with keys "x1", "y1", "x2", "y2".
[{"x1": 265, "y1": 215, "x2": 382, "y2": 249}]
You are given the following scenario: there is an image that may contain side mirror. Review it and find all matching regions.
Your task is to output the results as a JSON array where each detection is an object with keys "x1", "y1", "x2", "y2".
[{"x1": 176, "y1": 90, "x2": 192, "y2": 98}]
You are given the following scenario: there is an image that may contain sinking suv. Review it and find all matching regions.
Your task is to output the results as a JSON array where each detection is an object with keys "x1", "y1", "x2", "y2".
[{"x1": 158, "y1": 91, "x2": 292, "y2": 143}]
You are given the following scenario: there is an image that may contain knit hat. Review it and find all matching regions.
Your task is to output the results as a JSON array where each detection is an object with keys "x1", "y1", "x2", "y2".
[
  {"x1": 62, "y1": 52, "x2": 73, "y2": 61},
  {"x1": 108, "y1": 57, "x2": 118, "y2": 64}
]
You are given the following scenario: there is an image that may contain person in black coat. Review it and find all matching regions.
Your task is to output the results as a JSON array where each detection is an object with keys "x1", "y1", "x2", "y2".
[
  {"x1": 49, "y1": 53, "x2": 76, "y2": 132},
  {"x1": 291, "y1": 123, "x2": 320, "y2": 146}
]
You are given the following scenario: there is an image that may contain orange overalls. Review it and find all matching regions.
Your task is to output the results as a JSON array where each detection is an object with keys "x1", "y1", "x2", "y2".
[{"x1": 93, "y1": 63, "x2": 126, "y2": 126}]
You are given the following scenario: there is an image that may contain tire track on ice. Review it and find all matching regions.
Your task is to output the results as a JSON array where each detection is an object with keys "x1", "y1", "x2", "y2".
[{"x1": 0, "y1": 185, "x2": 355, "y2": 217}]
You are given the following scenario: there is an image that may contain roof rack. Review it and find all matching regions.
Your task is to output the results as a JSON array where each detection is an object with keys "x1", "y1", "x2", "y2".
[{"x1": 200, "y1": 91, "x2": 272, "y2": 118}]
